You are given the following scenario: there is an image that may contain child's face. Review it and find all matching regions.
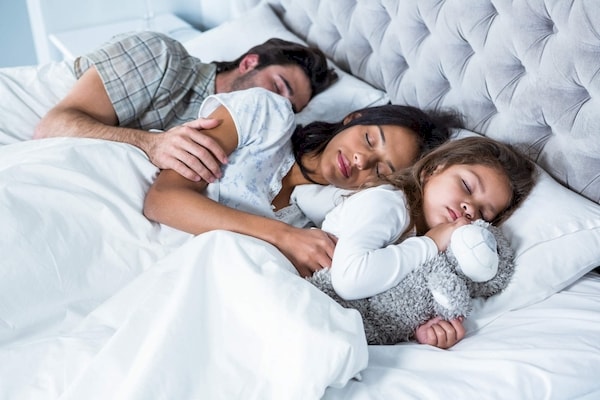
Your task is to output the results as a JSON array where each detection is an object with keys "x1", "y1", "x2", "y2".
[
  {"x1": 317, "y1": 124, "x2": 419, "y2": 189},
  {"x1": 421, "y1": 163, "x2": 512, "y2": 229}
]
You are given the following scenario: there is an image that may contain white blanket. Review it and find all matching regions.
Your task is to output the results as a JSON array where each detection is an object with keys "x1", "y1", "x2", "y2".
[{"x1": 0, "y1": 138, "x2": 367, "y2": 399}]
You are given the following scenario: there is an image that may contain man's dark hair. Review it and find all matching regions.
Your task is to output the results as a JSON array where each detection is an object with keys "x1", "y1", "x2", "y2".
[{"x1": 214, "y1": 38, "x2": 338, "y2": 98}]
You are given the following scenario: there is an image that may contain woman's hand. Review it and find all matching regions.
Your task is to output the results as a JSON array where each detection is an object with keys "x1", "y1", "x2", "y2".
[
  {"x1": 276, "y1": 227, "x2": 338, "y2": 277},
  {"x1": 414, "y1": 316, "x2": 465, "y2": 349}
]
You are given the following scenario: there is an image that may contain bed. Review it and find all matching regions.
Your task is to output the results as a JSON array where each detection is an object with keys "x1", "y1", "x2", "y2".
[{"x1": 1, "y1": 0, "x2": 599, "y2": 399}]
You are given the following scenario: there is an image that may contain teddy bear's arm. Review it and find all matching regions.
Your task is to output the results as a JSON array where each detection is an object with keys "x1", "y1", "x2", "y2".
[{"x1": 427, "y1": 270, "x2": 472, "y2": 320}]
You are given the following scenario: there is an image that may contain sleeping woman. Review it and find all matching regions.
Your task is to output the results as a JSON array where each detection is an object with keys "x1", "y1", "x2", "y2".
[{"x1": 143, "y1": 87, "x2": 462, "y2": 277}]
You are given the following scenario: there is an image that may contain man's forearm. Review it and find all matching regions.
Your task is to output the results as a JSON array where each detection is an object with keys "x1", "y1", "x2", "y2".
[{"x1": 33, "y1": 107, "x2": 151, "y2": 152}]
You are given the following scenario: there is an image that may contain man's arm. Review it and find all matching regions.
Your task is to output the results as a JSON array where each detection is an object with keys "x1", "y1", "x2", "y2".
[{"x1": 33, "y1": 67, "x2": 227, "y2": 182}]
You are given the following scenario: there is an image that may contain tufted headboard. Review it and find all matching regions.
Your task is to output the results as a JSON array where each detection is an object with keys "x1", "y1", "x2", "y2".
[{"x1": 264, "y1": 0, "x2": 600, "y2": 204}]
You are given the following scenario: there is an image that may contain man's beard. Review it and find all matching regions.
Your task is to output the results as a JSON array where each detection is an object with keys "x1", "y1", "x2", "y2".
[{"x1": 229, "y1": 69, "x2": 260, "y2": 92}]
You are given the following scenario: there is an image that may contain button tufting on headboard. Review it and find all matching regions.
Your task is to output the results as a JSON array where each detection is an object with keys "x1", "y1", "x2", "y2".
[{"x1": 266, "y1": 0, "x2": 600, "y2": 203}]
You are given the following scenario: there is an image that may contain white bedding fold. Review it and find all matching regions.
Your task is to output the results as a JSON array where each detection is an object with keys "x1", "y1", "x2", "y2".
[
  {"x1": 3, "y1": 231, "x2": 367, "y2": 400},
  {"x1": 0, "y1": 138, "x2": 188, "y2": 344}
]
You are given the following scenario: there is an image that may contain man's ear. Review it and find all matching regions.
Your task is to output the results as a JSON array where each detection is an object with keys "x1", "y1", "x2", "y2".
[
  {"x1": 239, "y1": 54, "x2": 260, "y2": 73},
  {"x1": 342, "y1": 111, "x2": 362, "y2": 125}
]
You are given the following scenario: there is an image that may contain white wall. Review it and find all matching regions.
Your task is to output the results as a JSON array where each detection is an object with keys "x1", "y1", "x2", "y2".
[
  {"x1": 0, "y1": 0, "x2": 261, "y2": 68},
  {"x1": 0, "y1": 0, "x2": 37, "y2": 67}
]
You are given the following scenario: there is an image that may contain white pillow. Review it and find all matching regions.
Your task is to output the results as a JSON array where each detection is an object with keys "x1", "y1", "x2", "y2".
[
  {"x1": 466, "y1": 164, "x2": 600, "y2": 330},
  {"x1": 182, "y1": 3, "x2": 389, "y2": 126}
]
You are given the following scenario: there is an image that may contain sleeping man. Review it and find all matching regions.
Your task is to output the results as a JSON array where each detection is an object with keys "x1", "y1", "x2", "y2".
[{"x1": 31, "y1": 31, "x2": 337, "y2": 182}]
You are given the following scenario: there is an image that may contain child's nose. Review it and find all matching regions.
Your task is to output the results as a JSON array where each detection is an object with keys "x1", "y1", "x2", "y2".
[{"x1": 461, "y1": 203, "x2": 473, "y2": 220}]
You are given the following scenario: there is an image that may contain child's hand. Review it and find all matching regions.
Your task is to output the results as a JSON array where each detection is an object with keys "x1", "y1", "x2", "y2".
[
  {"x1": 425, "y1": 217, "x2": 470, "y2": 251},
  {"x1": 414, "y1": 316, "x2": 465, "y2": 349}
]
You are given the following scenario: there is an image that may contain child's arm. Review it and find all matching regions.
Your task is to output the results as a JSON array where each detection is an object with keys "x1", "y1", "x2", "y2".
[
  {"x1": 414, "y1": 316, "x2": 466, "y2": 349},
  {"x1": 324, "y1": 186, "x2": 438, "y2": 300}
]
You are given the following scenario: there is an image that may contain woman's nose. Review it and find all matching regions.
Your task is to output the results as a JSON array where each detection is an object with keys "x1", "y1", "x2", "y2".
[{"x1": 353, "y1": 153, "x2": 373, "y2": 170}]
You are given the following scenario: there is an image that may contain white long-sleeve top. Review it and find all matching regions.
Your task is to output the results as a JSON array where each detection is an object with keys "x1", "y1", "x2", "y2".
[{"x1": 320, "y1": 185, "x2": 438, "y2": 300}]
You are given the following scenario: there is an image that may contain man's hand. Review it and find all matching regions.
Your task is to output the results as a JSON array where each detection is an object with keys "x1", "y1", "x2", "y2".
[
  {"x1": 414, "y1": 316, "x2": 466, "y2": 349},
  {"x1": 143, "y1": 118, "x2": 229, "y2": 182},
  {"x1": 33, "y1": 67, "x2": 227, "y2": 183},
  {"x1": 276, "y1": 227, "x2": 338, "y2": 277}
]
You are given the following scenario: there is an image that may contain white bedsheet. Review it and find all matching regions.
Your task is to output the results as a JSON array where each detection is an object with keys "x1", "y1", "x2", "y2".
[{"x1": 323, "y1": 272, "x2": 600, "y2": 400}]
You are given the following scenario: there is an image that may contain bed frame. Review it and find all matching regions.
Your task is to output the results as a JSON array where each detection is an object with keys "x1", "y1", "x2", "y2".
[{"x1": 266, "y1": 0, "x2": 600, "y2": 204}]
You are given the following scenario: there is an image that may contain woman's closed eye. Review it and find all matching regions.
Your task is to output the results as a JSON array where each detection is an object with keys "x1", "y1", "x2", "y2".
[
  {"x1": 365, "y1": 131, "x2": 393, "y2": 177},
  {"x1": 364, "y1": 133, "x2": 379, "y2": 176}
]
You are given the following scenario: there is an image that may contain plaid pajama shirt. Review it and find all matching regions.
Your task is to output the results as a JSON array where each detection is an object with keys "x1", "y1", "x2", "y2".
[{"x1": 74, "y1": 31, "x2": 216, "y2": 131}]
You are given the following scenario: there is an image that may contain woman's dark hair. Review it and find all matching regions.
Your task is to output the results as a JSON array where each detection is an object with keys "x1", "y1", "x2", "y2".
[
  {"x1": 292, "y1": 104, "x2": 464, "y2": 182},
  {"x1": 214, "y1": 38, "x2": 338, "y2": 99}
]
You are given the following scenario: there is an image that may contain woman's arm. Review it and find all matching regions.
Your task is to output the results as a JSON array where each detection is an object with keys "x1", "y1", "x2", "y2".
[{"x1": 144, "y1": 105, "x2": 336, "y2": 276}]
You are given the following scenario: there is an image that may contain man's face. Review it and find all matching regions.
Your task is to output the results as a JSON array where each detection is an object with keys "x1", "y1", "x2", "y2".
[{"x1": 231, "y1": 61, "x2": 312, "y2": 112}]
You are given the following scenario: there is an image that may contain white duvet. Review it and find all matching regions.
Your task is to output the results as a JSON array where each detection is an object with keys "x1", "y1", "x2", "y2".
[{"x1": 0, "y1": 138, "x2": 367, "y2": 399}]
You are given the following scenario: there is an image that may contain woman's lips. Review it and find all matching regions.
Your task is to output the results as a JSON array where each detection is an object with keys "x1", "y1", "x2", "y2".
[{"x1": 338, "y1": 152, "x2": 350, "y2": 178}]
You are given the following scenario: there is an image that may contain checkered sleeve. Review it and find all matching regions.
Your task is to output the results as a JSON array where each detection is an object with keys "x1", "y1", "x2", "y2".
[{"x1": 74, "y1": 31, "x2": 215, "y2": 130}]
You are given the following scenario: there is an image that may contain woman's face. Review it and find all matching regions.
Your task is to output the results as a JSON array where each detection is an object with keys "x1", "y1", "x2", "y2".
[
  {"x1": 316, "y1": 124, "x2": 420, "y2": 189},
  {"x1": 421, "y1": 163, "x2": 512, "y2": 229}
]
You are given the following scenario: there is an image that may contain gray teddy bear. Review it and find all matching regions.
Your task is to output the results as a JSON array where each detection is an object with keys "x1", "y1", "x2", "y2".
[{"x1": 307, "y1": 220, "x2": 515, "y2": 345}]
